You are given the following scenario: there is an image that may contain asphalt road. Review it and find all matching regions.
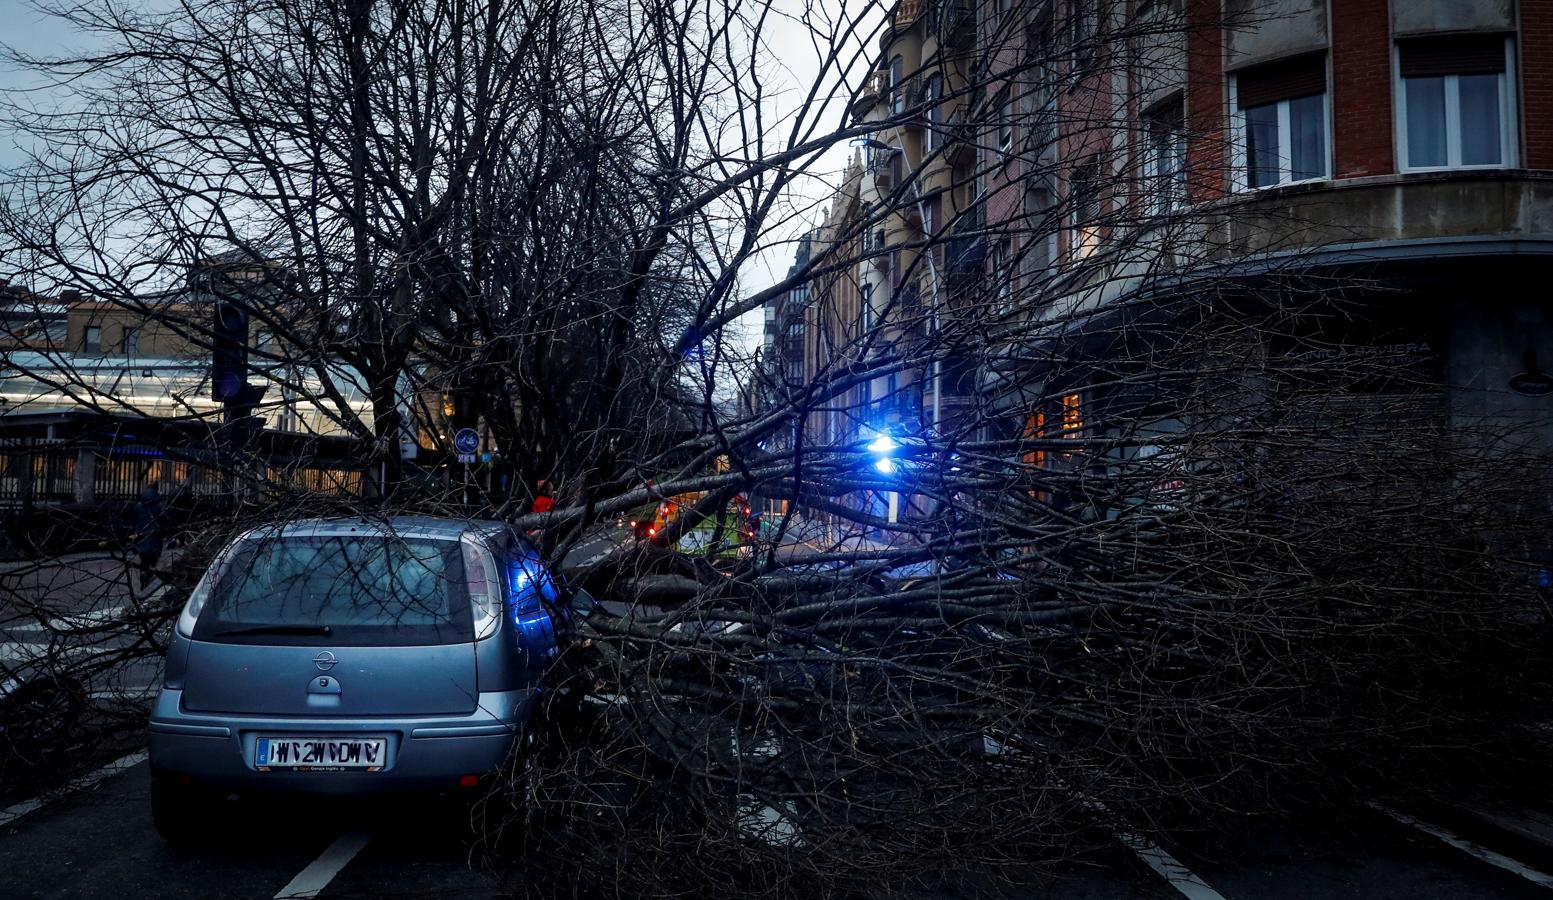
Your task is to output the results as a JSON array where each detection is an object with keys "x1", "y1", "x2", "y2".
[
  {"x1": 3, "y1": 751, "x2": 1553, "y2": 899},
  {"x1": 5, "y1": 551, "x2": 1553, "y2": 898}
]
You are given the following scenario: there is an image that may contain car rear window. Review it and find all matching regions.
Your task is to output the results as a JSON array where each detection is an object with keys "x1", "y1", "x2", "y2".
[{"x1": 193, "y1": 534, "x2": 474, "y2": 646}]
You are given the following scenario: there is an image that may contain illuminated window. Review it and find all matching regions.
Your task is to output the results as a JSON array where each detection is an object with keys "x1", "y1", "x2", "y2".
[
  {"x1": 1060, "y1": 392, "x2": 1083, "y2": 436},
  {"x1": 1023, "y1": 411, "x2": 1048, "y2": 502},
  {"x1": 1022, "y1": 411, "x2": 1047, "y2": 468}
]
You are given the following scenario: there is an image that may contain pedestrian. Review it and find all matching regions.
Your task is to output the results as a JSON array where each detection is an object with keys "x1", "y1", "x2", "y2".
[
  {"x1": 533, "y1": 479, "x2": 555, "y2": 514},
  {"x1": 129, "y1": 481, "x2": 166, "y2": 596}
]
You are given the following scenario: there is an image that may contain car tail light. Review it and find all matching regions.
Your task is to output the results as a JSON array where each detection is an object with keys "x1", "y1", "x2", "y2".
[
  {"x1": 462, "y1": 539, "x2": 501, "y2": 641},
  {"x1": 176, "y1": 538, "x2": 248, "y2": 637}
]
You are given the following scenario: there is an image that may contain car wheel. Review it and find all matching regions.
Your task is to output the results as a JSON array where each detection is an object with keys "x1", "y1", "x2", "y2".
[{"x1": 151, "y1": 777, "x2": 210, "y2": 845}]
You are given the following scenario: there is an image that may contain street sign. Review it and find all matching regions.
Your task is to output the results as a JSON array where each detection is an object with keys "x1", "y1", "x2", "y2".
[
  {"x1": 1509, "y1": 371, "x2": 1553, "y2": 397},
  {"x1": 457, "y1": 453, "x2": 476, "y2": 464},
  {"x1": 453, "y1": 428, "x2": 480, "y2": 455}
]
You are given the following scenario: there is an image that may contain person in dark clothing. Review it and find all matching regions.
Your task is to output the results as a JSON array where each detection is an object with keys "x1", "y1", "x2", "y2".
[{"x1": 130, "y1": 483, "x2": 166, "y2": 593}]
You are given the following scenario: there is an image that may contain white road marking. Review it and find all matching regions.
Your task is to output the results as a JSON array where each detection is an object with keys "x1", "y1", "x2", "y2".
[
  {"x1": 1116, "y1": 832, "x2": 1229, "y2": 900},
  {"x1": 274, "y1": 829, "x2": 374, "y2": 899},
  {"x1": 1027, "y1": 757, "x2": 1226, "y2": 900},
  {"x1": 0, "y1": 750, "x2": 148, "y2": 829},
  {"x1": 88, "y1": 683, "x2": 159, "y2": 700},
  {"x1": 1370, "y1": 802, "x2": 1553, "y2": 890}
]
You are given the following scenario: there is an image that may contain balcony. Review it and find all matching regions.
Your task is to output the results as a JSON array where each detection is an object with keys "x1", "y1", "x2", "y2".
[
  {"x1": 891, "y1": 0, "x2": 925, "y2": 31},
  {"x1": 937, "y1": 0, "x2": 976, "y2": 43},
  {"x1": 946, "y1": 206, "x2": 987, "y2": 282},
  {"x1": 1216, "y1": 170, "x2": 1553, "y2": 261}
]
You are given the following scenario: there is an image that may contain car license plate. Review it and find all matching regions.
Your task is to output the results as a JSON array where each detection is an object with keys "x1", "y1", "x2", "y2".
[{"x1": 255, "y1": 737, "x2": 387, "y2": 772}]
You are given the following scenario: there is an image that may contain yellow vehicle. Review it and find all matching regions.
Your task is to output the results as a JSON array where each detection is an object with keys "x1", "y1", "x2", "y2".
[{"x1": 630, "y1": 492, "x2": 755, "y2": 557}]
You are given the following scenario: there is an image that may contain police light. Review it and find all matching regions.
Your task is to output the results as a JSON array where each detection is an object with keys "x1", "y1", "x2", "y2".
[{"x1": 867, "y1": 433, "x2": 899, "y2": 475}]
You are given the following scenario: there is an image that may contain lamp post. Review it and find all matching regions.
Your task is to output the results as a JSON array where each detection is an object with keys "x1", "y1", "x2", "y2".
[
  {"x1": 867, "y1": 432, "x2": 901, "y2": 524},
  {"x1": 848, "y1": 131, "x2": 945, "y2": 435}
]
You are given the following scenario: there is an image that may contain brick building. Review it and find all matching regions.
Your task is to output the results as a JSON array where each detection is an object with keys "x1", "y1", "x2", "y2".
[{"x1": 754, "y1": 0, "x2": 1553, "y2": 522}]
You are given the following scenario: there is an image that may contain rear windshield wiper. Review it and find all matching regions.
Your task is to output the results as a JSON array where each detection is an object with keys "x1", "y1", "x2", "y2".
[{"x1": 211, "y1": 624, "x2": 333, "y2": 637}]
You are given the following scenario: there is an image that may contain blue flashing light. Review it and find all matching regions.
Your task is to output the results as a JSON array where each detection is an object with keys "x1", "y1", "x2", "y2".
[
  {"x1": 867, "y1": 432, "x2": 899, "y2": 475},
  {"x1": 866, "y1": 433, "x2": 898, "y2": 456},
  {"x1": 506, "y1": 553, "x2": 560, "y2": 655}
]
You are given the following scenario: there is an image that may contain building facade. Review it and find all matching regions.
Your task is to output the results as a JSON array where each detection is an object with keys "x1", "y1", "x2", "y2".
[{"x1": 753, "y1": 0, "x2": 1553, "y2": 525}]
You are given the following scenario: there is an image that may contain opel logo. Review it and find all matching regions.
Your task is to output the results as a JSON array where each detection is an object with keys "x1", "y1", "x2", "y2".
[{"x1": 313, "y1": 650, "x2": 338, "y2": 672}]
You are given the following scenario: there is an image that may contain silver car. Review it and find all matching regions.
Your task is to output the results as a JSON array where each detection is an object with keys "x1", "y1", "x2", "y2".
[{"x1": 148, "y1": 517, "x2": 565, "y2": 842}]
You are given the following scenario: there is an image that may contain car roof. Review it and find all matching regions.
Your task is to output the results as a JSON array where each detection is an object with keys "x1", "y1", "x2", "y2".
[{"x1": 238, "y1": 516, "x2": 510, "y2": 543}]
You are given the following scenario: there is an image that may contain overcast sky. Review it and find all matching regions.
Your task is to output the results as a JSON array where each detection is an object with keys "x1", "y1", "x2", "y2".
[{"x1": 0, "y1": 0, "x2": 870, "y2": 365}]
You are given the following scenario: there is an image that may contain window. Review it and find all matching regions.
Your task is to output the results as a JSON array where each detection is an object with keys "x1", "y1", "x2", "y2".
[
  {"x1": 194, "y1": 536, "x2": 472, "y2": 647},
  {"x1": 1022, "y1": 410, "x2": 1050, "y2": 502},
  {"x1": 82, "y1": 325, "x2": 101, "y2": 354},
  {"x1": 923, "y1": 194, "x2": 942, "y2": 269},
  {"x1": 1233, "y1": 53, "x2": 1328, "y2": 189},
  {"x1": 1059, "y1": 392, "x2": 1083, "y2": 436},
  {"x1": 121, "y1": 325, "x2": 141, "y2": 356},
  {"x1": 1024, "y1": 183, "x2": 1059, "y2": 275},
  {"x1": 1070, "y1": 162, "x2": 1102, "y2": 258},
  {"x1": 1397, "y1": 35, "x2": 1514, "y2": 170},
  {"x1": 889, "y1": 55, "x2": 905, "y2": 115},
  {"x1": 1144, "y1": 97, "x2": 1187, "y2": 212},
  {"x1": 861, "y1": 283, "x2": 875, "y2": 331},
  {"x1": 996, "y1": 88, "x2": 1014, "y2": 153},
  {"x1": 1137, "y1": 0, "x2": 1182, "y2": 21},
  {"x1": 1069, "y1": 0, "x2": 1096, "y2": 71},
  {"x1": 992, "y1": 237, "x2": 1013, "y2": 300},
  {"x1": 923, "y1": 74, "x2": 945, "y2": 153},
  {"x1": 888, "y1": 148, "x2": 904, "y2": 191},
  {"x1": 1023, "y1": 411, "x2": 1047, "y2": 468}
]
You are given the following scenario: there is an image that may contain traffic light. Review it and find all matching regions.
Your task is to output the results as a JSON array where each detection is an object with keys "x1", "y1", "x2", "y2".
[
  {"x1": 442, "y1": 387, "x2": 478, "y2": 431},
  {"x1": 211, "y1": 300, "x2": 249, "y2": 402}
]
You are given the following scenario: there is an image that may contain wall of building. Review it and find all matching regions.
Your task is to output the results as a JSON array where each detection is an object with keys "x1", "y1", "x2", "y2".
[
  {"x1": 1225, "y1": 0, "x2": 1329, "y2": 70},
  {"x1": 1446, "y1": 288, "x2": 1553, "y2": 457},
  {"x1": 67, "y1": 303, "x2": 202, "y2": 358},
  {"x1": 1393, "y1": 0, "x2": 1516, "y2": 36}
]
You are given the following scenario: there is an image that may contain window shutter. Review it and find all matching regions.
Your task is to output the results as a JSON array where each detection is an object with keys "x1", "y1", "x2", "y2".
[
  {"x1": 1236, "y1": 52, "x2": 1327, "y2": 109},
  {"x1": 1399, "y1": 35, "x2": 1506, "y2": 78}
]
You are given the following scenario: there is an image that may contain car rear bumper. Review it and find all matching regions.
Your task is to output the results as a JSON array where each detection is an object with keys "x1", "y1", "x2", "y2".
[{"x1": 147, "y1": 687, "x2": 535, "y2": 795}]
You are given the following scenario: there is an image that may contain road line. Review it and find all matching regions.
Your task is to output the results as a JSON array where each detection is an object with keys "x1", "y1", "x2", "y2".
[
  {"x1": 1116, "y1": 831, "x2": 1229, "y2": 900},
  {"x1": 88, "y1": 683, "x2": 159, "y2": 700},
  {"x1": 1370, "y1": 802, "x2": 1553, "y2": 890},
  {"x1": 274, "y1": 829, "x2": 374, "y2": 899},
  {"x1": 0, "y1": 750, "x2": 148, "y2": 830}
]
